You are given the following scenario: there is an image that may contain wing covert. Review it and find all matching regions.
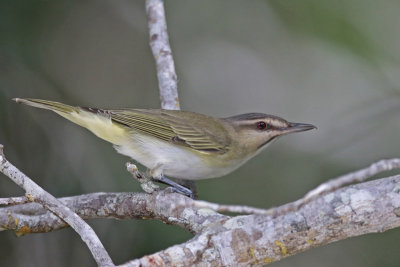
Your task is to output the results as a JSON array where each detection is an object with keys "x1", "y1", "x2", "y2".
[{"x1": 108, "y1": 109, "x2": 231, "y2": 154}]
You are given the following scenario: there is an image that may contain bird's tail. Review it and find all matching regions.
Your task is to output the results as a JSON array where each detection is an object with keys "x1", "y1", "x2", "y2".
[
  {"x1": 13, "y1": 98, "x2": 79, "y2": 114},
  {"x1": 13, "y1": 98, "x2": 127, "y2": 145}
]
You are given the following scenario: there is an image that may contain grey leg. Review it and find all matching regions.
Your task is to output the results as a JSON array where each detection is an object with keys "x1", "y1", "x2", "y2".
[{"x1": 154, "y1": 175, "x2": 194, "y2": 199}]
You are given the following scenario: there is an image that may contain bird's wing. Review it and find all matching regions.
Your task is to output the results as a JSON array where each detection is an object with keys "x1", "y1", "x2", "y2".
[
  {"x1": 160, "y1": 110, "x2": 231, "y2": 154},
  {"x1": 108, "y1": 109, "x2": 231, "y2": 154}
]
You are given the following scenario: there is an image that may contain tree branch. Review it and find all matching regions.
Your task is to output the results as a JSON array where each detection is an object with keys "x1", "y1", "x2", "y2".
[
  {"x1": 0, "y1": 191, "x2": 227, "y2": 235},
  {"x1": 0, "y1": 145, "x2": 114, "y2": 267},
  {"x1": 121, "y1": 175, "x2": 400, "y2": 266}
]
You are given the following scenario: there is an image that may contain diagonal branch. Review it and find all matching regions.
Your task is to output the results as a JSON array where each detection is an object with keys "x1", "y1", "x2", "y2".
[
  {"x1": 265, "y1": 158, "x2": 400, "y2": 217},
  {"x1": 0, "y1": 145, "x2": 114, "y2": 267}
]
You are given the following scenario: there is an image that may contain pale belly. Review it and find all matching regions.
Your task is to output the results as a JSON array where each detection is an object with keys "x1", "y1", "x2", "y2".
[{"x1": 114, "y1": 134, "x2": 242, "y2": 180}]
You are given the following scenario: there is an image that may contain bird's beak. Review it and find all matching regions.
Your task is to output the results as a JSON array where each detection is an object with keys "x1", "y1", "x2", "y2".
[{"x1": 281, "y1": 122, "x2": 317, "y2": 135}]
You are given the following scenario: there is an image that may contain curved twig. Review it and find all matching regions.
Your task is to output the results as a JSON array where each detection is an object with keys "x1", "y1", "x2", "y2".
[{"x1": 0, "y1": 145, "x2": 114, "y2": 267}]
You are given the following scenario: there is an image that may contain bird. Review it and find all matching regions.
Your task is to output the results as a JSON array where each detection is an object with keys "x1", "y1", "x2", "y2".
[{"x1": 14, "y1": 98, "x2": 316, "y2": 198}]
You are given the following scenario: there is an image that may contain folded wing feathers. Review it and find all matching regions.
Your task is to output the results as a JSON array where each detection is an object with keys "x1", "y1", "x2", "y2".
[
  {"x1": 110, "y1": 110, "x2": 229, "y2": 153},
  {"x1": 163, "y1": 116, "x2": 228, "y2": 153}
]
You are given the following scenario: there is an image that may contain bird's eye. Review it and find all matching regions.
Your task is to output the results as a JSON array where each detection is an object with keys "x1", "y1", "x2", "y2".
[{"x1": 257, "y1": 121, "x2": 267, "y2": 130}]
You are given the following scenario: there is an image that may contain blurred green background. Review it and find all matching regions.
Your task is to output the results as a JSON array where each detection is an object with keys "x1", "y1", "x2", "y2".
[{"x1": 1, "y1": 0, "x2": 400, "y2": 266}]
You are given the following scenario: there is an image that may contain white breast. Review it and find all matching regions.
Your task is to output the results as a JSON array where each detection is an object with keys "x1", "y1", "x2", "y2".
[{"x1": 114, "y1": 133, "x2": 239, "y2": 180}]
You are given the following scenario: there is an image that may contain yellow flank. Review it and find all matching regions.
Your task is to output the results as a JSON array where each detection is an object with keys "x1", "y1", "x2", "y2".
[{"x1": 55, "y1": 110, "x2": 128, "y2": 145}]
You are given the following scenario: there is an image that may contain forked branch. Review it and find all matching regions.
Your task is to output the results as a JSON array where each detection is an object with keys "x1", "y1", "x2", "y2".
[{"x1": 0, "y1": 145, "x2": 114, "y2": 267}]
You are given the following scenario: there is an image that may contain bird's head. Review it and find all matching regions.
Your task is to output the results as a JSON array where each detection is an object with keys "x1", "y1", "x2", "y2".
[{"x1": 223, "y1": 113, "x2": 316, "y2": 153}]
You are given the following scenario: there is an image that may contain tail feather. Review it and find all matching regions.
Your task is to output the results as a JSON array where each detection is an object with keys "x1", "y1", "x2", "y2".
[
  {"x1": 13, "y1": 98, "x2": 78, "y2": 113},
  {"x1": 13, "y1": 98, "x2": 127, "y2": 145}
]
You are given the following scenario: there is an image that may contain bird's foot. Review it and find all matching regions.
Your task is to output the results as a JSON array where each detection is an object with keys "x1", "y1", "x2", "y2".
[
  {"x1": 155, "y1": 175, "x2": 195, "y2": 199},
  {"x1": 126, "y1": 162, "x2": 159, "y2": 194},
  {"x1": 126, "y1": 162, "x2": 194, "y2": 198}
]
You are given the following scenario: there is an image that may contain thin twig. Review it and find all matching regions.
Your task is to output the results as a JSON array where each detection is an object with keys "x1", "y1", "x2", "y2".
[
  {"x1": 0, "y1": 196, "x2": 29, "y2": 206},
  {"x1": 266, "y1": 158, "x2": 400, "y2": 217},
  {"x1": 0, "y1": 145, "x2": 114, "y2": 267},
  {"x1": 193, "y1": 158, "x2": 400, "y2": 216},
  {"x1": 145, "y1": 0, "x2": 180, "y2": 110}
]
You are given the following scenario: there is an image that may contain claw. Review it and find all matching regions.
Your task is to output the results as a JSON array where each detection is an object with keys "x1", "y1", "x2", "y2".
[{"x1": 155, "y1": 176, "x2": 194, "y2": 199}]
